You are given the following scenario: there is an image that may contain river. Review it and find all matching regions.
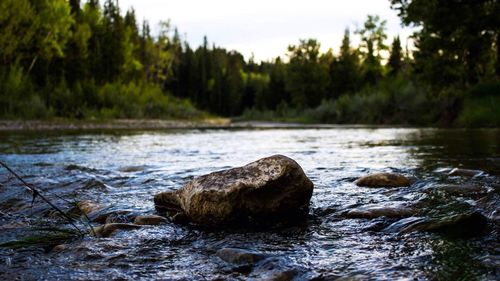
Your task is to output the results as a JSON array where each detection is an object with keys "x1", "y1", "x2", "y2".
[{"x1": 0, "y1": 127, "x2": 498, "y2": 280}]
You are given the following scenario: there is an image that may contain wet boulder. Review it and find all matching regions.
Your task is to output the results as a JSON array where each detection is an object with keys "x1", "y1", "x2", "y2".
[
  {"x1": 355, "y1": 173, "x2": 410, "y2": 187},
  {"x1": 345, "y1": 204, "x2": 415, "y2": 219},
  {"x1": 154, "y1": 155, "x2": 314, "y2": 226},
  {"x1": 448, "y1": 168, "x2": 484, "y2": 177}
]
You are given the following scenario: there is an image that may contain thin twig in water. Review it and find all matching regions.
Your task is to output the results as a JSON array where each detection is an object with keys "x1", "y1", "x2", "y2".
[{"x1": 0, "y1": 160, "x2": 84, "y2": 235}]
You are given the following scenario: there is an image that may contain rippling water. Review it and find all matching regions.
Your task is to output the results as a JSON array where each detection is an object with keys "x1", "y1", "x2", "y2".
[{"x1": 0, "y1": 127, "x2": 499, "y2": 280}]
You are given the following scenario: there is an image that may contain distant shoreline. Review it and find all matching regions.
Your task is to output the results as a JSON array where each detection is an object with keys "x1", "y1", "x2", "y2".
[
  {"x1": 0, "y1": 119, "x2": 405, "y2": 132},
  {"x1": 1, "y1": 119, "x2": 496, "y2": 132},
  {"x1": 0, "y1": 119, "x2": 231, "y2": 131}
]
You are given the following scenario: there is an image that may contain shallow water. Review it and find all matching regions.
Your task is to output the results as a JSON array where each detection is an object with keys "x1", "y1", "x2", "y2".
[{"x1": 0, "y1": 127, "x2": 499, "y2": 280}]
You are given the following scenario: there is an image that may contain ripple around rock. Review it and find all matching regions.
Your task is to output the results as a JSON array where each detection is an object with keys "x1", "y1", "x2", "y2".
[
  {"x1": 92, "y1": 223, "x2": 142, "y2": 238},
  {"x1": 216, "y1": 248, "x2": 266, "y2": 265},
  {"x1": 345, "y1": 204, "x2": 415, "y2": 219},
  {"x1": 154, "y1": 155, "x2": 314, "y2": 226},
  {"x1": 448, "y1": 168, "x2": 484, "y2": 177},
  {"x1": 355, "y1": 173, "x2": 410, "y2": 188}
]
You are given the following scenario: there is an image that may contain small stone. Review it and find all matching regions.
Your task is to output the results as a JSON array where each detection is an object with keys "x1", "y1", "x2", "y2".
[
  {"x1": 355, "y1": 173, "x2": 410, "y2": 187},
  {"x1": 448, "y1": 168, "x2": 483, "y2": 177},
  {"x1": 133, "y1": 215, "x2": 168, "y2": 225},
  {"x1": 76, "y1": 200, "x2": 103, "y2": 216},
  {"x1": 216, "y1": 248, "x2": 266, "y2": 265},
  {"x1": 92, "y1": 223, "x2": 142, "y2": 237},
  {"x1": 52, "y1": 244, "x2": 67, "y2": 252}
]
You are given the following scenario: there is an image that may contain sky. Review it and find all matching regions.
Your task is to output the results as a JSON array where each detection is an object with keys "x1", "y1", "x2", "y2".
[{"x1": 119, "y1": 0, "x2": 414, "y2": 62}]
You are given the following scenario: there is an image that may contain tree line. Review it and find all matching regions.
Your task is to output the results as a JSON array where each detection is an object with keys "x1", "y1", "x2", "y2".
[{"x1": 0, "y1": 0, "x2": 498, "y2": 126}]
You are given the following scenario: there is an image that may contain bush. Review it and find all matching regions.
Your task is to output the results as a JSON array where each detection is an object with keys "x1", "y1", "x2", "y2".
[
  {"x1": 0, "y1": 64, "x2": 48, "y2": 119},
  {"x1": 304, "y1": 76, "x2": 442, "y2": 125},
  {"x1": 95, "y1": 81, "x2": 203, "y2": 119},
  {"x1": 456, "y1": 81, "x2": 500, "y2": 127}
]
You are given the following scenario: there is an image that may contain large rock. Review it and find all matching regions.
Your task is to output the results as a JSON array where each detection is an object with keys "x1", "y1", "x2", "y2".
[
  {"x1": 355, "y1": 173, "x2": 410, "y2": 187},
  {"x1": 154, "y1": 155, "x2": 314, "y2": 226}
]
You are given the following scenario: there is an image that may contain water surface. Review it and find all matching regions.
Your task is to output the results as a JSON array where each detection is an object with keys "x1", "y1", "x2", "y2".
[{"x1": 0, "y1": 128, "x2": 499, "y2": 280}]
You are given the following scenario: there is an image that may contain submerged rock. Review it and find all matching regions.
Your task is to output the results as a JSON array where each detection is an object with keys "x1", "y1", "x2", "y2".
[
  {"x1": 435, "y1": 184, "x2": 485, "y2": 195},
  {"x1": 52, "y1": 244, "x2": 67, "y2": 252},
  {"x1": 384, "y1": 211, "x2": 488, "y2": 237},
  {"x1": 250, "y1": 257, "x2": 302, "y2": 281},
  {"x1": 448, "y1": 168, "x2": 484, "y2": 177},
  {"x1": 91, "y1": 210, "x2": 134, "y2": 224},
  {"x1": 133, "y1": 215, "x2": 168, "y2": 225},
  {"x1": 74, "y1": 200, "x2": 103, "y2": 216},
  {"x1": 154, "y1": 155, "x2": 314, "y2": 226},
  {"x1": 216, "y1": 248, "x2": 266, "y2": 265},
  {"x1": 92, "y1": 223, "x2": 142, "y2": 237},
  {"x1": 345, "y1": 204, "x2": 415, "y2": 219},
  {"x1": 217, "y1": 249, "x2": 304, "y2": 281},
  {"x1": 355, "y1": 173, "x2": 410, "y2": 188}
]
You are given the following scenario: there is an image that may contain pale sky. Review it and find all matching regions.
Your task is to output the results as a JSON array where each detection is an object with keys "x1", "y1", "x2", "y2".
[{"x1": 119, "y1": 0, "x2": 414, "y2": 62}]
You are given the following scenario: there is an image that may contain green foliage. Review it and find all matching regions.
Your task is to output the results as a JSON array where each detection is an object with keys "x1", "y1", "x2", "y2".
[
  {"x1": 96, "y1": 81, "x2": 202, "y2": 119},
  {"x1": 356, "y1": 15, "x2": 388, "y2": 85},
  {"x1": 329, "y1": 29, "x2": 361, "y2": 97},
  {"x1": 286, "y1": 39, "x2": 330, "y2": 108},
  {"x1": 390, "y1": 0, "x2": 499, "y2": 86},
  {"x1": 32, "y1": 0, "x2": 74, "y2": 60},
  {"x1": 0, "y1": 64, "x2": 48, "y2": 119},
  {"x1": 388, "y1": 36, "x2": 403, "y2": 76},
  {"x1": 0, "y1": 0, "x2": 498, "y2": 127},
  {"x1": 317, "y1": 77, "x2": 440, "y2": 125},
  {"x1": 456, "y1": 81, "x2": 500, "y2": 127},
  {"x1": 0, "y1": 0, "x2": 37, "y2": 64}
]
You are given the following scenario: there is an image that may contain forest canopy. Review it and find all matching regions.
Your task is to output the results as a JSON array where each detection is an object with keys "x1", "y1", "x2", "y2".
[{"x1": 0, "y1": 0, "x2": 498, "y2": 126}]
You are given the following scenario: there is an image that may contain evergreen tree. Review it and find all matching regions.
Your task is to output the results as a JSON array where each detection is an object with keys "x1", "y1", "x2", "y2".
[
  {"x1": 286, "y1": 39, "x2": 329, "y2": 108},
  {"x1": 390, "y1": 0, "x2": 499, "y2": 86},
  {"x1": 266, "y1": 57, "x2": 288, "y2": 109},
  {"x1": 387, "y1": 36, "x2": 403, "y2": 76},
  {"x1": 329, "y1": 28, "x2": 361, "y2": 97}
]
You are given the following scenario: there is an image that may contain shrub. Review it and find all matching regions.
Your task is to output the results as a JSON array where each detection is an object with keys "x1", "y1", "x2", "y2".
[{"x1": 456, "y1": 81, "x2": 500, "y2": 127}]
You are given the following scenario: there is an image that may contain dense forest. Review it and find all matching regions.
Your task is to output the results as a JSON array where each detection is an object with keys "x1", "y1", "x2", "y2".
[{"x1": 0, "y1": 0, "x2": 498, "y2": 126}]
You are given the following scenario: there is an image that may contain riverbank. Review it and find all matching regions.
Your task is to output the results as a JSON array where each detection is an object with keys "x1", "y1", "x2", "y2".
[
  {"x1": 0, "y1": 119, "x2": 396, "y2": 131},
  {"x1": 0, "y1": 119, "x2": 232, "y2": 131}
]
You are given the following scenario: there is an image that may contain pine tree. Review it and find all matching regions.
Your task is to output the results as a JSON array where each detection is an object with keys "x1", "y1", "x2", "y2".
[{"x1": 387, "y1": 36, "x2": 402, "y2": 76}]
